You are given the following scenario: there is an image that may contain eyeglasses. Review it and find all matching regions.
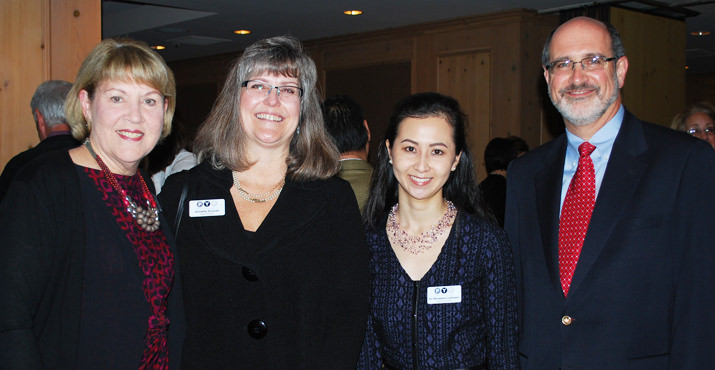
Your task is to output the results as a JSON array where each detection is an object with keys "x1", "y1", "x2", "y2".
[
  {"x1": 545, "y1": 55, "x2": 618, "y2": 75},
  {"x1": 241, "y1": 80, "x2": 303, "y2": 102},
  {"x1": 686, "y1": 127, "x2": 714, "y2": 136}
]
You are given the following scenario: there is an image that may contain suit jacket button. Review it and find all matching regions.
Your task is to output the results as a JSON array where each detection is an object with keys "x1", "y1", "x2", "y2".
[
  {"x1": 562, "y1": 315, "x2": 572, "y2": 325},
  {"x1": 247, "y1": 319, "x2": 267, "y2": 339},
  {"x1": 242, "y1": 266, "x2": 258, "y2": 281}
]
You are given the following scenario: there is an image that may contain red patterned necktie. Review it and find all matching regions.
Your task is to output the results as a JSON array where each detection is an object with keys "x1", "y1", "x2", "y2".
[{"x1": 559, "y1": 141, "x2": 596, "y2": 297}]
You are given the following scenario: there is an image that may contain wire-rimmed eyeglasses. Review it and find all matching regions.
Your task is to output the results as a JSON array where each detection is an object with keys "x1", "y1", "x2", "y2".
[
  {"x1": 545, "y1": 55, "x2": 618, "y2": 75},
  {"x1": 241, "y1": 80, "x2": 304, "y2": 102}
]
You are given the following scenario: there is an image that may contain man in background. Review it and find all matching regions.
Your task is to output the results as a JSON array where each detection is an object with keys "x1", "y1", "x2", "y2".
[
  {"x1": 0, "y1": 80, "x2": 78, "y2": 202},
  {"x1": 505, "y1": 16, "x2": 715, "y2": 368},
  {"x1": 322, "y1": 95, "x2": 373, "y2": 212}
]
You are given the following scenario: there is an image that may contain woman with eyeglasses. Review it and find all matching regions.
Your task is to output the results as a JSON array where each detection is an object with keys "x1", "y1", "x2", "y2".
[
  {"x1": 358, "y1": 92, "x2": 517, "y2": 369},
  {"x1": 158, "y1": 36, "x2": 368, "y2": 368},
  {"x1": 671, "y1": 101, "x2": 715, "y2": 149}
]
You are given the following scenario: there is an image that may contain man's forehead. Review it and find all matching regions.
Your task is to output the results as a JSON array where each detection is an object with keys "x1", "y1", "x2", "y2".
[{"x1": 550, "y1": 21, "x2": 611, "y2": 60}]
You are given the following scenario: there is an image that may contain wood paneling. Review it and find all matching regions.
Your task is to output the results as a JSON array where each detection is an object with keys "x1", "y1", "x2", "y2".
[
  {"x1": 306, "y1": 9, "x2": 558, "y2": 163},
  {"x1": 0, "y1": 0, "x2": 100, "y2": 169},
  {"x1": 49, "y1": 0, "x2": 101, "y2": 82},
  {"x1": 610, "y1": 6, "x2": 686, "y2": 127},
  {"x1": 437, "y1": 51, "x2": 491, "y2": 179},
  {"x1": 1, "y1": 0, "x2": 46, "y2": 169}
]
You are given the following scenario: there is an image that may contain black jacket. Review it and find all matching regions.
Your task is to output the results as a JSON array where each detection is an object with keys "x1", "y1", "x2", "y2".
[{"x1": 159, "y1": 161, "x2": 369, "y2": 369}]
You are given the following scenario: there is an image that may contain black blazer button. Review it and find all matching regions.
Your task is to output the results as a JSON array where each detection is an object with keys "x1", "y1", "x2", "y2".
[
  {"x1": 242, "y1": 266, "x2": 258, "y2": 281},
  {"x1": 247, "y1": 319, "x2": 267, "y2": 339}
]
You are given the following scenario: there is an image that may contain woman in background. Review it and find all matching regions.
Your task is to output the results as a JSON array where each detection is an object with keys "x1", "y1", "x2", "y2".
[
  {"x1": 358, "y1": 92, "x2": 517, "y2": 369},
  {"x1": 159, "y1": 36, "x2": 368, "y2": 369},
  {"x1": 0, "y1": 38, "x2": 184, "y2": 369},
  {"x1": 671, "y1": 101, "x2": 715, "y2": 149}
]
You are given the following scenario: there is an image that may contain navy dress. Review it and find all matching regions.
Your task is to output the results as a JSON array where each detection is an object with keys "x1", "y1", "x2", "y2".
[{"x1": 358, "y1": 211, "x2": 518, "y2": 369}]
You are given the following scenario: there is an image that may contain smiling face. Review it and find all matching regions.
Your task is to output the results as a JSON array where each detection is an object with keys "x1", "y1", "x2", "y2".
[
  {"x1": 239, "y1": 73, "x2": 301, "y2": 155},
  {"x1": 387, "y1": 116, "x2": 461, "y2": 204},
  {"x1": 544, "y1": 17, "x2": 628, "y2": 133},
  {"x1": 80, "y1": 79, "x2": 166, "y2": 174}
]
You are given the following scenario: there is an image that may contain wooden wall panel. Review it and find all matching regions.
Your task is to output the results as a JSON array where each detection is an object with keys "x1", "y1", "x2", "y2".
[
  {"x1": 610, "y1": 6, "x2": 686, "y2": 127},
  {"x1": 49, "y1": 0, "x2": 101, "y2": 82},
  {"x1": 0, "y1": 0, "x2": 100, "y2": 170},
  {"x1": 1, "y1": 0, "x2": 46, "y2": 169},
  {"x1": 437, "y1": 51, "x2": 491, "y2": 179}
]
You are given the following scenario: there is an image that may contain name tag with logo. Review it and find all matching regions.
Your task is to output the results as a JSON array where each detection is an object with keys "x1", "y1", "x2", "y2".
[
  {"x1": 189, "y1": 199, "x2": 225, "y2": 217},
  {"x1": 427, "y1": 285, "x2": 462, "y2": 304}
]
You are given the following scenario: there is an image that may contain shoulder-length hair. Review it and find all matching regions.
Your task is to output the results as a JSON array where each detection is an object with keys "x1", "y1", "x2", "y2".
[
  {"x1": 362, "y1": 92, "x2": 492, "y2": 229},
  {"x1": 193, "y1": 35, "x2": 339, "y2": 180},
  {"x1": 65, "y1": 38, "x2": 176, "y2": 140}
]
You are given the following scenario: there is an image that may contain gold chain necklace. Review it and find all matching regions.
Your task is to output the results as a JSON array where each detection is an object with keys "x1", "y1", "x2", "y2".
[
  {"x1": 232, "y1": 171, "x2": 285, "y2": 203},
  {"x1": 387, "y1": 200, "x2": 457, "y2": 255}
]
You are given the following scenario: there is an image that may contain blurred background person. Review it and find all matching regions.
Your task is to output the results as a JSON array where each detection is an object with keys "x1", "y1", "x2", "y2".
[
  {"x1": 359, "y1": 92, "x2": 517, "y2": 369},
  {"x1": 322, "y1": 94, "x2": 373, "y2": 212},
  {"x1": 0, "y1": 80, "x2": 78, "y2": 202},
  {"x1": 507, "y1": 135, "x2": 530, "y2": 157},
  {"x1": 158, "y1": 36, "x2": 368, "y2": 368},
  {"x1": 144, "y1": 112, "x2": 197, "y2": 193},
  {"x1": 480, "y1": 137, "x2": 519, "y2": 227},
  {"x1": 0, "y1": 38, "x2": 185, "y2": 368},
  {"x1": 671, "y1": 101, "x2": 715, "y2": 149}
]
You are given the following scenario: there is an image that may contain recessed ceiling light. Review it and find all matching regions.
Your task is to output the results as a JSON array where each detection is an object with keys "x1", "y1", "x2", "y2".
[
  {"x1": 234, "y1": 29, "x2": 251, "y2": 35},
  {"x1": 151, "y1": 45, "x2": 166, "y2": 50},
  {"x1": 690, "y1": 31, "x2": 711, "y2": 36},
  {"x1": 343, "y1": 10, "x2": 363, "y2": 16}
]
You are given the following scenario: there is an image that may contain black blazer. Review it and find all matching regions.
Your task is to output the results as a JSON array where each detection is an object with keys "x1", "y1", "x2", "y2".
[
  {"x1": 159, "y1": 161, "x2": 369, "y2": 369},
  {"x1": 505, "y1": 111, "x2": 715, "y2": 369}
]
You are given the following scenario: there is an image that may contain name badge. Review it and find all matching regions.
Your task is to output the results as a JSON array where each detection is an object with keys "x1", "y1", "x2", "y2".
[
  {"x1": 427, "y1": 285, "x2": 462, "y2": 304},
  {"x1": 189, "y1": 199, "x2": 225, "y2": 217}
]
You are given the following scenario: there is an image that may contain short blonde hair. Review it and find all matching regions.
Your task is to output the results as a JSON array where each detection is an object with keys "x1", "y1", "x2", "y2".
[{"x1": 65, "y1": 38, "x2": 176, "y2": 140}]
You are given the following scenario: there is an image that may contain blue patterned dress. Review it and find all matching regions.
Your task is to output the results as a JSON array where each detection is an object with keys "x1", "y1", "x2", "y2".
[{"x1": 357, "y1": 211, "x2": 518, "y2": 369}]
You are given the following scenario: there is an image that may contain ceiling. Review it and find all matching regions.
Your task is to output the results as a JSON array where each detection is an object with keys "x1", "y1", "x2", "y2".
[{"x1": 103, "y1": 0, "x2": 715, "y2": 74}]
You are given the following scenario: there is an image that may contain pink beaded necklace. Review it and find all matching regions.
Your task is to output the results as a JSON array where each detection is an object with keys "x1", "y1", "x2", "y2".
[{"x1": 387, "y1": 200, "x2": 457, "y2": 255}]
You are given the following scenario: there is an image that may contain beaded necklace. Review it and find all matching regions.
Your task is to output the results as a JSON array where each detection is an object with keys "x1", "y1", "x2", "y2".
[
  {"x1": 387, "y1": 200, "x2": 457, "y2": 255},
  {"x1": 84, "y1": 140, "x2": 160, "y2": 232},
  {"x1": 232, "y1": 171, "x2": 285, "y2": 203}
]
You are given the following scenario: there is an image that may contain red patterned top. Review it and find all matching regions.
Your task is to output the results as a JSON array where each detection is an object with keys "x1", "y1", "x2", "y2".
[{"x1": 85, "y1": 167, "x2": 174, "y2": 369}]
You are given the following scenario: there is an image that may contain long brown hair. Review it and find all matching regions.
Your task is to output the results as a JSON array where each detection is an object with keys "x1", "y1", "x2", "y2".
[{"x1": 193, "y1": 35, "x2": 340, "y2": 180}]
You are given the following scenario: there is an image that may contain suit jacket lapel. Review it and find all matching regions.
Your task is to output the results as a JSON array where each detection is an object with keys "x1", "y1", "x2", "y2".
[
  {"x1": 535, "y1": 136, "x2": 568, "y2": 295},
  {"x1": 568, "y1": 112, "x2": 649, "y2": 296}
]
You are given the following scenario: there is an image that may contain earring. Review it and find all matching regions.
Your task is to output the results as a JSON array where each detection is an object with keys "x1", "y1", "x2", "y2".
[
  {"x1": 389, "y1": 159, "x2": 393, "y2": 165},
  {"x1": 451, "y1": 166, "x2": 456, "y2": 171},
  {"x1": 296, "y1": 126, "x2": 300, "y2": 134}
]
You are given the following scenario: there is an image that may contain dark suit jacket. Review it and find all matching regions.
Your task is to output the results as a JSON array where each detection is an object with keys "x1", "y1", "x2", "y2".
[
  {"x1": 505, "y1": 111, "x2": 715, "y2": 369},
  {"x1": 0, "y1": 134, "x2": 79, "y2": 203}
]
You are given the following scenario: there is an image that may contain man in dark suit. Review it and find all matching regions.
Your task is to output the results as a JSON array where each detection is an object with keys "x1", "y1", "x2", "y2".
[
  {"x1": 505, "y1": 16, "x2": 715, "y2": 369},
  {"x1": 0, "y1": 80, "x2": 78, "y2": 202}
]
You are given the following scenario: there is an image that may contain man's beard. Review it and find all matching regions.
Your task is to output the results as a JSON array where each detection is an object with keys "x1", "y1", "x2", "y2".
[{"x1": 549, "y1": 72, "x2": 619, "y2": 126}]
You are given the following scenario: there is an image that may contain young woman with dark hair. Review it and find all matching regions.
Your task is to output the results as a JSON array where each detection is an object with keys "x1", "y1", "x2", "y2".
[{"x1": 359, "y1": 92, "x2": 517, "y2": 369}]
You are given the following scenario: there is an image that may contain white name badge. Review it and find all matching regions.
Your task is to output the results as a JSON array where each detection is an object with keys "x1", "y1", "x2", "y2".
[
  {"x1": 427, "y1": 285, "x2": 462, "y2": 304},
  {"x1": 188, "y1": 199, "x2": 225, "y2": 217}
]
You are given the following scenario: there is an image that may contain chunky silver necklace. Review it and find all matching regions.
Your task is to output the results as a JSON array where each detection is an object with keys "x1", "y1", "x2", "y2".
[
  {"x1": 387, "y1": 200, "x2": 457, "y2": 255},
  {"x1": 84, "y1": 140, "x2": 160, "y2": 232},
  {"x1": 232, "y1": 171, "x2": 285, "y2": 203}
]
